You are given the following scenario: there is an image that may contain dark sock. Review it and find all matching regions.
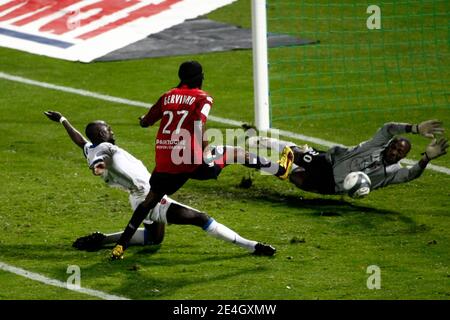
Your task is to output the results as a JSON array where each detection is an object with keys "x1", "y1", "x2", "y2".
[
  {"x1": 244, "y1": 153, "x2": 280, "y2": 176},
  {"x1": 117, "y1": 203, "x2": 152, "y2": 248},
  {"x1": 275, "y1": 165, "x2": 286, "y2": 177},
  {"x1": 244, "y1": 153, "x2": 271, "y2": 169}
]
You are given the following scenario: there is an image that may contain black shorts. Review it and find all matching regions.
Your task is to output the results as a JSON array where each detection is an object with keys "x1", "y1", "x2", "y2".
[
  {"x1": 291, "y1": 146, "x2": 336, "y2": 194},
  {"x1": 150, "y1": 162, "x2": 223, "y2": 195}
]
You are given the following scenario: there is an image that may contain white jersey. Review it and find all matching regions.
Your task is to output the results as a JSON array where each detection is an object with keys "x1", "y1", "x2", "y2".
[
  {"x1": 83, "y1": 142, "x2": 150, "y2": 195},
  {"x1": 83, "y1": 142, "x2": 184, "y2": 224}
]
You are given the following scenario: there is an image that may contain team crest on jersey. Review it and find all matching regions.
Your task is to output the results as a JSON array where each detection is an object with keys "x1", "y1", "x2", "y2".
[{"x1": 0, "y1": 0, "x2": 237, "y2": 62}]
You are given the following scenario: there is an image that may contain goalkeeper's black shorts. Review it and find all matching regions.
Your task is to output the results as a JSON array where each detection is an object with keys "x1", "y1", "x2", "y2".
[{"x1": 291, "y1": 146, "x2": 336, "y2": 194}]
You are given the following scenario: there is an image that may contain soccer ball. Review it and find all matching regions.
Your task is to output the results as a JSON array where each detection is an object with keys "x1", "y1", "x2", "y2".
[{"x1": 343, "y1": 171, "x2": 371, "y2": 198}]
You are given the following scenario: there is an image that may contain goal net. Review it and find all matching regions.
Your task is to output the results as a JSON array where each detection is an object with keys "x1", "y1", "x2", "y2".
[{"x1": 262, "y1": 0, "x2": 449, "y2": 141}]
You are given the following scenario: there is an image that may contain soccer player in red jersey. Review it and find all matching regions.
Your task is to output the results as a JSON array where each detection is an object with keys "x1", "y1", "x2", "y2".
[
  {"x1": 141, "y1": 61, "x2": 212, "y2": 177},
  {"x1": 111, "y1": 61, "x2": 290, "y2": 259},
  {"x1": 109, "y1": 61, "x2": 217, "y2": 259}
]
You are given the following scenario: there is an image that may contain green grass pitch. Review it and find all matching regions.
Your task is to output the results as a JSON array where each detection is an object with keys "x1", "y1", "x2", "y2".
[{"x1": 0, "y1": 0, "x2": 449, "y2": 299}]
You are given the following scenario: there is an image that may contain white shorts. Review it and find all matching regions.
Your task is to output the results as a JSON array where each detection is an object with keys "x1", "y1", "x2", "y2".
[{"x1": 129, "y1": 191, "x2": 178, "y2": 225}]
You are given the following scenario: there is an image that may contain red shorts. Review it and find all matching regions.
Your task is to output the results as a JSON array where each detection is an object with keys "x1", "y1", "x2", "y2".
[{"x1": 149, "y1": 146, "x2": 228, "y2": 195}]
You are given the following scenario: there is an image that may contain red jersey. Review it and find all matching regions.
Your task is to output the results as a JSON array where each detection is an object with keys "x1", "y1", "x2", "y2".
[{"x1": 142, "y1": 85, "x2": 213, "y2": 174}]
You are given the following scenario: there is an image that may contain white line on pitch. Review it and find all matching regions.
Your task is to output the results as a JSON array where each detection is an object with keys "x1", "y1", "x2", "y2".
[
  {"x1": 1, "y1": 71, "x2": 449, "y2": 175},
  {"x1": 0, "y1": 261, "x2": 129, "y2": 300}
]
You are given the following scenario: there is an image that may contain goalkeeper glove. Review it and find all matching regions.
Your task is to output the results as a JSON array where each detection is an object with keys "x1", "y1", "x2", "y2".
[
  {"x1": 423, "y1": 138, "x2": 449, "y2": 161},
  {"x1": 412, "y1": 120, "x2": 445, "y2": 138}
]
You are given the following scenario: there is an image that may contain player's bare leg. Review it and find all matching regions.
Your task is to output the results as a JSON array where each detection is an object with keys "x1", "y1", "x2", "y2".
[
  {"x1": 289, "y1": 167, "x2": 307, "y2": 189},
  {"x1": 143, "y1": 221, "x2": 165, "y2": 245},
  {"x1": 166, "y1": 203, "x2": 275, "y2": 256},
  {"x1": 289, "y1": 167, "x2": 324, "y2": 194},
  {"x1": 106, "y1": 222, "x2": 165, "y2": 245}
]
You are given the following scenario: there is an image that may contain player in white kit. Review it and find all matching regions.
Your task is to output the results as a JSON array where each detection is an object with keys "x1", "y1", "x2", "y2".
[{"x1": 44, "y1": 111, "x2": 275, "y2": 256}]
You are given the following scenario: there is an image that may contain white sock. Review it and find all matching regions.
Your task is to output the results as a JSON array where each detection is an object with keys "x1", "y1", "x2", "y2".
[
  {"x1": 203, "y1": 219, "x2": 257, "y2": 252},
  {"x1": 250, "y1": 137, "x2": 294, "y2": 153},
  {"x1": 106, "y1": 228, "x2": 147, "y2": 245}
]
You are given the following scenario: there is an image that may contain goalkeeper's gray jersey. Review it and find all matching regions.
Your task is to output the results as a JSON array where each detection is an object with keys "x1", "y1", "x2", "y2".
[
  {"x1": 327, "y1": 123, "x2": 424, "y2": 193},
  {"x1": 83, "y1": 142, "x2": 150, "y2": 194}
]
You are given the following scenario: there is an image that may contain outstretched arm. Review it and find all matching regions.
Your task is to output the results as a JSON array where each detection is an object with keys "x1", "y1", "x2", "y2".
[
  {"x1": 139, "y1": 97, "x2": 164, "y2": 127},
  {"x1": 360, "y1": 120, "x2": 445, "y2": 150},
  {"x1": 384, "y1": 120, "x2": 444, "y2": 138},
  {"x1": 44, "y1": 111, "x2": 88, "y2": 149},
  {"x1": 384, "y1": 137, "x2": 449, "y2": 186},
  {"x1": 411, "y1": 120, "x2": 445, "y2": 139},
  {"x1": 419, "y1": 137, "x2": 449, "y2": 169},
  {"x1": 393, "y1": 124, "x2": 447, "y2": 180}
]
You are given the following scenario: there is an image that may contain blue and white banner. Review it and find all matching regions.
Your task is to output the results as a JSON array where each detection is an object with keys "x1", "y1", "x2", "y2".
[{"x1": 0, "y1": 0, "x2": 237, "y2": 62}]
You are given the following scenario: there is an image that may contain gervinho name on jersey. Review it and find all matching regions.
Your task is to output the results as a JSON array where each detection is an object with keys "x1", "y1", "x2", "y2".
[
  {"x1": 164, "y1": 94, "x2": 197, "y2": 106},
  {"x1": 0, "y1": 0, "x2": 237, "y2": 62}
]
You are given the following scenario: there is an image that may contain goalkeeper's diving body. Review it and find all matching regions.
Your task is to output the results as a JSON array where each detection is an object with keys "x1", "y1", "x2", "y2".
[
  {"x1": 249, "y1": 120, "x2": 448, "y2": 196},
  {"x1": 44, "y1": 111, "x2": 276, "y2": 256}
]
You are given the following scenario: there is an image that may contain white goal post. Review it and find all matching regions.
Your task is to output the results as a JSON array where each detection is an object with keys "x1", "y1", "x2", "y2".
[{"x1": 251, "y1": 0, "x2": 270, "y2": 131}]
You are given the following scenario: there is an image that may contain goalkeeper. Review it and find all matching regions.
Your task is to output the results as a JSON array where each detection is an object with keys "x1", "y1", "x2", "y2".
[
  {"x1": 249, "y1": 120, "x2": 448, "y2": 195},
  {"x1": 44, "y1": 111, "x2": 275, "y2": 256}
]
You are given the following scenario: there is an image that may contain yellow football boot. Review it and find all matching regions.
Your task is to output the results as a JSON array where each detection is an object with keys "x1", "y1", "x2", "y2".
[
  {"x1": 277, "y1": 146, "x2": 294, "y2": 180},
  {"x1": 111, "y1": 244, "x2": 124, "y2": 260}
]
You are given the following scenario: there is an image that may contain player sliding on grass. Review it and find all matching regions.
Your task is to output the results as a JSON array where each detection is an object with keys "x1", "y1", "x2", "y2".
[
  {"x1": 249, "y1": 120, "x2": 448, "y2": 195},
  {"x1": 111, "y1": 61, "x2": 292, "y2": 260},
  {"x1": 44, "y1": 110, "x2": 276, "y2": 256}
]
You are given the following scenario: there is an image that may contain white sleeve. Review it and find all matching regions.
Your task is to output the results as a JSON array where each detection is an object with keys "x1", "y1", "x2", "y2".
[
  {"x1": 88, "y1": 143, "x2": 117, "y2": 168},
  {"x1": 83, "y1": 142, "x2": 92, "y2": 158},
  {"x1": 200, "y1": 96, "x2": 213, "y2": 119},
  {"x1": 201, "y1": 103, "x2": 211, "y2": 117}
]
